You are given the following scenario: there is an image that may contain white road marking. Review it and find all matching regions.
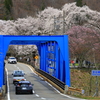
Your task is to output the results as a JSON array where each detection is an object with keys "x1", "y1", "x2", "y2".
[
  {"x1": 36, "y1": 94, "x2": 40, "y2": 97},
  {"x1": 26, "y1": 65, "x2": 37, "y2": 76},
  {"x1": 45, "y1": 81, "x2": 60, "y2": 94},
  {"x1": 14, "y1": 65, "x2": 20, "y2": 70},
  {"x1": 5, "y1": 68, "x2": 10, "y2": 100},
  {"x1": 33, "y1": 90, "x2": 35, "y2": 94},
  {"x1": 41, "y1": 97, "x2": 46, "y2": 100},
  {"x1": 39, "y1": 76, "x2": 44, "y2": 80}
]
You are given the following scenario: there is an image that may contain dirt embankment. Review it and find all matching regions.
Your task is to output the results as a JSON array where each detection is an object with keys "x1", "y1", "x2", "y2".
[{"x1": 71, "y1": 69, "x2": 100, "y2": 97}]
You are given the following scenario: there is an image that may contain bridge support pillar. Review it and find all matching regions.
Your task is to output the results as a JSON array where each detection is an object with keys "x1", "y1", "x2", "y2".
[
  {"x1": 64, "y1": 85, "x2": 68, "y2": 94},
  {"x1": 0, "y1": 36, "x2": 4, "y2": 92},
  {"x1": 2, "y1": 85, "x2": 6, "y2": 96}
]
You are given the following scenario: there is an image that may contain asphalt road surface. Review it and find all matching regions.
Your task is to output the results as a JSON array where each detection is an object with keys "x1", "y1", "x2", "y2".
[{"x1": 5, "y1": 62, "x2": 84, "y2": 100}]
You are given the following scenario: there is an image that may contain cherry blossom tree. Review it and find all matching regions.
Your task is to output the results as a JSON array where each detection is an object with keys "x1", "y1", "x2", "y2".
[
  {"x1": 62, "y1": 3, "x2": 100, "y2": 32},
  {"x1": 37, "y1": 7, "x2": 62, "y2": 35},
  {"x1": 66, "y1": 25, "x2": 100, "y2": 67},
  {"x1": 0, "y1": 2, "x2": 100, "y2": 58},
  {"x1": 1, "y1": 2, "x2": 100, "y2": 36}
]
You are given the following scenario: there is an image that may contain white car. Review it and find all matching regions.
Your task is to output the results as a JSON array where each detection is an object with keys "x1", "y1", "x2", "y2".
[{"x1": 8, "y1": 57, "x2": 17, "y2": 64}]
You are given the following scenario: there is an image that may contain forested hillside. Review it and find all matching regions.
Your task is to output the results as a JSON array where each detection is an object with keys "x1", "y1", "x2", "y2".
[
  {"x1": 0, "y1": 0, "x2": 100, "y2": 19},
  {"x1": 0, "y1": 1, "x2": 100, "y2": 97}
]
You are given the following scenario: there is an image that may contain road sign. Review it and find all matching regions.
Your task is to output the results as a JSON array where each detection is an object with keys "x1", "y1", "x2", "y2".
[
  {"x1": 91, "y1": 70, "x2": 100, "y2": 76},
  {"x1": 35, "y1": 56, "x2": 39, "y2": 59}
]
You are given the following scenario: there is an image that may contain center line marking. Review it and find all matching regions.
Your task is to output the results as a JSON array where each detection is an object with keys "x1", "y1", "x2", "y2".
[
  {"x1": 14, "y1": 65, "x2": 20, "y2": 70},
  {"x1": 36, "y1": 94, "x2": 40, "y2": 97},
  {"x1": 6, "y1": 68, "x2": 11, "y2": 100},
  {"x1": 41, "y1": 97, "x2": 46, "y2": 100}
]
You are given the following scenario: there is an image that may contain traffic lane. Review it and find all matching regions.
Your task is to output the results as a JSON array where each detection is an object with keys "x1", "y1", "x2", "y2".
[
  {"x1": 5, "y1": 62, "x2": 21, "y2": 74},
  {"x1": 13, "y1": 63, "x2": 63, "y2": 96},
  {"x1": 6, "y1": 63, "x2": 76, "y2": 100},
  {"x1": 16, "y1": 62, "x2": 34, "y2": 74},
  {"x1": 6, "y1": 63, "x2": 38, "y2": 100},
  {"x1": 15, "y1": 63, "x2": 75, "y2": 100},
  {"x1": 5, "y1": 61, "x2": 31, "y2": 72},
  {"x1": 27, "y1": 73, "x2": 70, "y2": 100},
  {"x1": 7, "y1": 63, "x2": 61, "y2": 100},
  {"x1": 6, "y1": 63, "x2": 56, "y2": 100}
]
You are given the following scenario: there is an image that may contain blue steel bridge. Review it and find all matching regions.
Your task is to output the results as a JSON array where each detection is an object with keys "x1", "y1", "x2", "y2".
[{"x1": 0, "y1": 35, "x2": 70, "y2": 92}]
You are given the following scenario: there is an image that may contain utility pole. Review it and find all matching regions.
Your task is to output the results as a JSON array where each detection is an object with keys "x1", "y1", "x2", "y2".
[
  {"x1": 54, "y1": 16, "x2": 56, "y2": 34},
  {"x1": 63, "y1": 10, "x2": 65, "y2": 35},
  {"x1": 54, "y1": 11, "x2": 66, "y2": 35},
  {"x1": 93, "y1": 48, "x2": 99, "y2": 97}
]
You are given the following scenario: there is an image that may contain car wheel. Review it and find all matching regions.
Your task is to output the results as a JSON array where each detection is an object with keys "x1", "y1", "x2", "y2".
[
  {"x1": 15, "y1": 91, "x2": 18, "y2": 94},
  {"x1": 30, "y1": 90, "x2": 33, "y2": 94}
]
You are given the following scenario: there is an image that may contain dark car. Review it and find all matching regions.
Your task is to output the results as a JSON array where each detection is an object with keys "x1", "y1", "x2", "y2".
[{"x1": 15, "y1": 81, "x2": 34, "y2": 94}]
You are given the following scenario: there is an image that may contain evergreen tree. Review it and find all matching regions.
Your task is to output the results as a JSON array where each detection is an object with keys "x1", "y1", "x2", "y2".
[
  {"x1": 4, "y1": 0, "x2": 12, "y2": 12},
  {"x1": 76, "y1": 0, "x2": 83, "y2": 7}
]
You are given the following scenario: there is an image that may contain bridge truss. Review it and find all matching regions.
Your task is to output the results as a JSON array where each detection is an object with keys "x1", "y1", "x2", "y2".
[{"x1": 0, "y1": 35, "x2": 70, "y2": 90}]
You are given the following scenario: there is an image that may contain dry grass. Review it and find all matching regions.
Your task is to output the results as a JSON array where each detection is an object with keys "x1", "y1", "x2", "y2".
[{"x1": 71, "y1": 69, "x2": 100, "y2": 98}]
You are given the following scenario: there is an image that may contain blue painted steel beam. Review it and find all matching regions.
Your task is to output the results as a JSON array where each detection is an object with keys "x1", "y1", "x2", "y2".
[
  {"x1": 40, "y1": 44, "x2": 43, "y2": 70},
  {"x1": 55, "y1": 42, "x2": 58, "y2": 78},
  {"x1": 64, "y1": 35, "x2": 70, "y2": 86},
  {"x1": 60, "y1": 53, "x2": 64, "y2": 81},
  {"x1": 42, "y1": 44, "x2": 45, "y2": 71},
  {"x1": 46, "y1": 43, "x2": 48, "y2": 72},
  {"x1": 0, "y1": 36, "x2": 4, "y2": 88},
  {"x1": 44, "y1": 44, "x2": 47, "y2": 72},
  {"x1": 42, "y1": 43, "x2": 46, "y2": 71}
]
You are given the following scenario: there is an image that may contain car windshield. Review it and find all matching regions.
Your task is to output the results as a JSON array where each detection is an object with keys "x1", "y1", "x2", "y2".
[
  {"x1": 21, "y1": 84, "x2": 29, "y2": 86},
  {"x1": 14, "y1": 75, "x2": 24, "y2": 77},
  {"x1": 18, "y1": 83, "x2": 31, "y2": 87},
  {"x1": 10, "y1": 58, "x2": 16, "y2": 59},
  {"x1": 15, "y1": 71, "x2": 23, "y2": 74}
]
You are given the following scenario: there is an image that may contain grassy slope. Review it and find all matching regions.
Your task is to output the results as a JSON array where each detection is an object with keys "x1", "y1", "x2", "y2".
[{"x1": 71, "y1": 69, "x2": 100, "y2": 99}]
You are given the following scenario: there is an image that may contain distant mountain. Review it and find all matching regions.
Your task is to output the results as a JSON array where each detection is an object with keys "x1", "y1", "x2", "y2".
[{"x1": 0, "y1": 0, "x2": 100, "y2": 20}]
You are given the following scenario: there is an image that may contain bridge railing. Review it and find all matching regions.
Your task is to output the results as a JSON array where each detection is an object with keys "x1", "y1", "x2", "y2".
[
  {"x1": 19, "y1": 60, "x2": 83, "y2": 95},
  {"x1": 19, "y1": 60, "x2": 65, "y2": 92},
  {"x1": 35, "y1": 68, "x2": 65, "y2": 91}
]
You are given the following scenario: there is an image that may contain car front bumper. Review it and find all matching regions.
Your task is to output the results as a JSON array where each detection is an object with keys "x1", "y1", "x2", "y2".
[
  {"x1": 16, "y1": 88, "x2": 33, "y2": 93},
  {"x1": 10, "y1": 61, "x2": 17, "y2": 64}
]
